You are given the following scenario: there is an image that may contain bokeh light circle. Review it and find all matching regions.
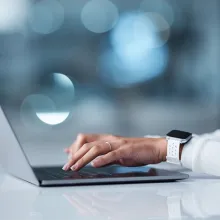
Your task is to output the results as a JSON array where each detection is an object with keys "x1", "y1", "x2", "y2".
[
  {"x1": 144, "y1": 12, "x2": 170, "y2": 48},
  {"x1": 99, "y1": 47, "x2": 168, "y2": 88},
  {"x1": 140, "y1": 0, "x2": 174, "y2": 27},
  {"x1": 20, "y1": 94, "x2": 62, "y2": 126},
  {"x1": 53, "y1": 73, "x2": 75, "y2": 90},
  {"x1": 111, "y1": 13, "x2": 156, "y2": 53},
  {"x1": 111, "y1": 13, "x2": 170, "y2": 53},
  {"x1": 36, "y1": 112, "x2": 70, "y2": 126},
  {"x1": 98, "y1": 12, "x2": 169, "y2": 88},
  {"x1": 81, "y1": 0, "x2": 119, "y2": 33},
  {"x1": 28, "y1": 0, "x2": 64, "y2": 34},
  {"x1": 145, "y1": 12, "x2": 170, "y2": 32},
  {"x1": 0, "y1": 0, "x2": 27, "y2": 33},
  {"x1": 21, "y1": 94, "x2": 70, "y2": 126},
  {"x1": 20, "y1": 73, "x2": 75, "y2": 126}
]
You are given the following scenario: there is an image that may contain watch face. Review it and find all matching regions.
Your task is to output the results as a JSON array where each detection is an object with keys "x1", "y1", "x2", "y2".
[{"x1": 167, "y1": 130, "x2": 192, "y2": 139}]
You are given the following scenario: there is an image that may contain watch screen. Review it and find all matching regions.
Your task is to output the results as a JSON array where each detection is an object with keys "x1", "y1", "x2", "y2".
[{"x1": 167, "y1": 130, "x2": 192, "y2": 139}]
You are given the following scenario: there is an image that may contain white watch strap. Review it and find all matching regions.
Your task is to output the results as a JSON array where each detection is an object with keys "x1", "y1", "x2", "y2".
[{"x1": 166, "y1": 139, "x2": 182, "y2": 165}]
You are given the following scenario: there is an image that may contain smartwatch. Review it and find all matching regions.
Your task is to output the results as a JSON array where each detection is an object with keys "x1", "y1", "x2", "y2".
[{"x1": 166, "y1": 130, "x2": 192, "y2": 165}]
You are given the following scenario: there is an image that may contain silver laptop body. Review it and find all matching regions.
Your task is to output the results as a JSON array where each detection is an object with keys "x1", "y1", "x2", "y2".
[{"x1": 0, "y1": 107, "x2": 188, "y2": 186}]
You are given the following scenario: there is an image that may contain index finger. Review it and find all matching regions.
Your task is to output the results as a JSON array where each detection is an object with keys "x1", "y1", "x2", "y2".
[
  {"x1": 67, "y1": 133, "x2": 97, "y2": 156},
  {"x1": 66, "y1": 134, "x2": 115, "y2": 157}
]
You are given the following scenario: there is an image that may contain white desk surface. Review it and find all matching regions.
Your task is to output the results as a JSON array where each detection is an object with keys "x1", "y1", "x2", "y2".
[{"x1": 1, "y1": 165, "x2": 220, "y2": 220}]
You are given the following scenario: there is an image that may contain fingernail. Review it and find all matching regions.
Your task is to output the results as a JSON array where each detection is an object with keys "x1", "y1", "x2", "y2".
[
  {"x1": 62, "y1": 164, "x2": 69, "y2": 171},
  {"x1": 91, "y1": 160, "x2": 98, "y2": 167},
  {"x1": 71, "y1": 163, "x2": 78, "y2": 171}
]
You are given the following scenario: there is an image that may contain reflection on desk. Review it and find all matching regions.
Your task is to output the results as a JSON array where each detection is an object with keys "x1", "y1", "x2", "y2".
[{"x1": 0, "y1": 172, "x2": 220, "y2": 220}]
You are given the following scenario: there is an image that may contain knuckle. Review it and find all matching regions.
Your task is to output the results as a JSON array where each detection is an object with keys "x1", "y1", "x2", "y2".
[
  {"x1": 119, "y1": 138, "x2": 127, "y2": 145},
  {"x1": 82, "y1": 143, "x2": 89, "y2": 149},
  {"x1": 117, "y1": 149, "x2": 126, "y2": 159},
  {"x1": 117, "y1": 151, "x2": 123, "y2": 159},
  {"x1": 92, "y1": 145, "x2": 100, "y2": 154},
  {"x1": 70, "y1": 152, "x2": 76, "y2": 160},
  {"x1": 111, "y1": 151, "x2": 118, "y2": 159}
]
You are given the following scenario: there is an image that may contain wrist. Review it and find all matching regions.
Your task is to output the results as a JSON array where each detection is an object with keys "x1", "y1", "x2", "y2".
[
  {"x1": 157, "y1": 138, "x2": 185, "y2": 163},
  {"x1": 156, "y1": 138, "x2": 167, "y2": 162}
]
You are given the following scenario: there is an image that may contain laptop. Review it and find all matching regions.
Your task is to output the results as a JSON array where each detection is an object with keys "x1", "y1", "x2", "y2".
[{"x1": 0, "y1": 107, "x2": 188, "y2": 186}]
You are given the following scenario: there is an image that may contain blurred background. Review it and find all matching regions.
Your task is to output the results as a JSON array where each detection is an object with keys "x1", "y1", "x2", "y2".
[{"x1": 0, "y1": 0, "x2": 220, "y2": 166}]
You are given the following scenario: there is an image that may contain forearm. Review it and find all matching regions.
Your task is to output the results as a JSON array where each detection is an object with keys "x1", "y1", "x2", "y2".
[
  {"x1": 156, "y1": 132, "x2": 220, "y2": 176},
  {"x1": 148, "y1": 130, "x2": 220, "y2": 176},
  {"x1": 181, "y1": 135, "x2": 220, "y2": 176}
]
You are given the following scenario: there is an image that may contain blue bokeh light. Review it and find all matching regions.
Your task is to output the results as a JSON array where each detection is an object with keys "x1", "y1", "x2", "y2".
[
  {"x1": 140, "y1": 0, "x2": 174, "y2": 26},
  {"x1": 99, "y1": 13, "x2": 169, "y2": 88},
  {"x1": 81, "y1": 0, "x2": 119, "y2": 33},
  {"x1": 28, "y1": 0, "x2": 64, "y2": 35}
]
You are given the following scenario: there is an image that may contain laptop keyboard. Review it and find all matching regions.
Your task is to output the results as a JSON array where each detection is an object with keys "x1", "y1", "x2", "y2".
[
  {"x1": 34, "y1": 167, "x2": 113, "y2": 180},
  {"x1": 33, "y1": 166, "x2": 153, "y2": 181}
]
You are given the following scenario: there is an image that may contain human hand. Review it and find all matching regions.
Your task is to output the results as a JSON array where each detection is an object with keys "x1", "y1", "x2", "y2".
[{"x1": 62, "y1": 134, "x2": 167, "y2": 171}]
